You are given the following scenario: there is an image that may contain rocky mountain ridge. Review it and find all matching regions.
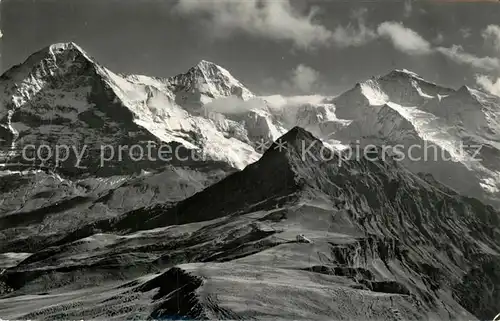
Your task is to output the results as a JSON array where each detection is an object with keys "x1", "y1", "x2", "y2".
[
  {"x1": 1, "y1": 127, "x2": 499, "y2": 320},
  {"x1": 0, "y1": 43, "x2": 499, "y2": 320}
]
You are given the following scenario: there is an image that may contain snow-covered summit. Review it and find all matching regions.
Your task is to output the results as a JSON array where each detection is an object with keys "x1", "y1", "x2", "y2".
[
  {"x1": 1, "y1": 43, "x2": 499, "y2": 204},
  {"x1": 47, "y1": 42, "x2": 94, "y2": 61},
  {"x1": 380, "y1": 68, "x2": 425, "y2": 81},
  {"x1": 0, "y1": 44, "x2": 265, "y2": 171},
  {"x1": 331, "y1": 68, "x2": 500, "y2": 205},
  {"x1": 169, "y1": 59, "x2": 254, "y2": 105},
  {"x1": 1, "y1": 42, "x2": 100, "y2": 83}
]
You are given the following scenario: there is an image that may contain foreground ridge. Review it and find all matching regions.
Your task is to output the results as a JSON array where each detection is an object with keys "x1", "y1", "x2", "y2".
[{"x1": 1, "y1": 128, "x2": 499, "y2": 320}]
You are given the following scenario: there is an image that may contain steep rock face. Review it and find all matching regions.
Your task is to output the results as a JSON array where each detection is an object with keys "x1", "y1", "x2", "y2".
[
  {"x1": 422, "y1": 86, "x2": 500, "y2": 138},
  {"x1": 0, "y1": 43, "x2": 269, "y2": 256},
  {"x1": 168, "y1": 60, "x2": 254, "y2": 109},
  {"x1": 0, "y1": 43, "x2": 264, "y2": 172},
  {"x1": 333, "y1": 104, "x2": 484, "y2": 201},
  {"x1": 0, "y1": 45, "x2": 238, "y2": 253},
  {"x1": 3, "y1": 43, "x2": 498, "y2": 203},
  {"x1": 376, "y1": 69, "x2": 455, "y2": 106},
  {"x1": 3, "y1": 128, "x2": 498, "y2": 320},
  {"x1": 0, "y1": 43, "x2": 174, "y2": 175},
  {"x1": 0, "y1": 42, "x2": 137, "y2": 143},
  {"x1": 290, "y1": 102, "x2": 349, "y2": 140},
  {"x1": 329, "y1": 70, "x2": 500, "y2": 206}
]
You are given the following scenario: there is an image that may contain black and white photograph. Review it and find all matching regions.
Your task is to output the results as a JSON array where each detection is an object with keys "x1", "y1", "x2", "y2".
[{"x1": 0, "y1": 0, "x2": 500, "y2": 320}]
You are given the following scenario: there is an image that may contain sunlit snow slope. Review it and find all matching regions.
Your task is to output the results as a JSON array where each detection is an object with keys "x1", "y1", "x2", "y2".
[{"x1": 330, "y1": 69, "x2": 500, "y2": 206}]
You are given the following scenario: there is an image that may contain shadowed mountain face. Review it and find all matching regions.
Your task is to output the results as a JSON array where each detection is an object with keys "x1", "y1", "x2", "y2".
[
  {"x1": 1, "y1": 127, "x2": 499, "y2": 320},
  {"x1": 0, "y1": 43, "x2": 251, "y2": 253}
]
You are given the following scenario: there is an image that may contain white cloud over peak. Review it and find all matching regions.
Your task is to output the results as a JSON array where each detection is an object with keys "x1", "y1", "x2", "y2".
[
  {"x1": 174, "y1": 0, "x2": 333, "y2": 50},
  {"x1": 362, "y1": 21, "x2": 500, "y2": 74},
  {"x1": 174, "y1": 0, "x2": 500, "y2": 81},
  {"x1": 476, "y1": 75, "x2": 500, "y2": 97},
  {"x1": 436, "y1": 45, "x2": 500, "y2": 71},
  {"x1": 203, "y1": 96, "x2": 268, "y2": 114},
  {"x1": 173, "y1": 1, "x2": 434, "y2": 55},
  {"x1": 403, "y1": 0, "x2": 413, "y2": 18},
  {"x1": 331, "y1": 25, "x2": 377, "y2": 47},
  {"x1": 262, "y1": 64, "x2": 323, "y2": 94},
  {"x1": 433, "y1": 33, "x2": 444, "y2": 45},
  {"x1": 482, "y1": 25, "x2": 500, "y2": 52},
  {"x1": 460, "y1": 28, "x2": 472, "y2": 39},
  {"x1": 290, "y1": 64, "x2": 320, "y2": 93},
  {"x1": 174, "y1": 0, "x2": 377, "y2": 50},
  {"x1": 331, "y1": 8, "x2": 377, "y2": 47},
  {"x1": 377, "y1": 21, "x2": 432, "y2": 55}
]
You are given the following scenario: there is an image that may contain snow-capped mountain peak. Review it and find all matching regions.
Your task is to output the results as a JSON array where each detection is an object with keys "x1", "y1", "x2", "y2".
[
  {"x1": 378, "y1": 69, "x2": 452, "y2": 94},
  {"x1": 169, "y1": 59, "x2": 254, "y2": 103},
  {"x1": 331, "y1": 68, "x2": 500, "y2": 206},
  {"x1": 380, "y1": 68, "x2": 425, "y2": 81},
  {"x1": 48, "y1": 42, "x2": 91, "y2": 59},
  {"x1": 457, "y1": 85, "x2": 475, "y2": 95},
  {"x1": 0, "y1": 42, "x2": 101, "y2": 84},
  {"x1": 0, "y1": 44, "x2": 265, "y2": 171},
  {"x1": 1, "y1": 43, "x2": 499, "y2": 206},
  {"x1": 194, "y1": 59, "x2": 220, "y2": 71},
  {"x1": 351, "y1": 69, "x2": 455, "y2": 107}
]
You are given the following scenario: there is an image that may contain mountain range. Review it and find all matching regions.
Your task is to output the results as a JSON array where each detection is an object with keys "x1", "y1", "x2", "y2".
[{"x1": 0, "y1": 42, "x2": 499, "y2": 320}]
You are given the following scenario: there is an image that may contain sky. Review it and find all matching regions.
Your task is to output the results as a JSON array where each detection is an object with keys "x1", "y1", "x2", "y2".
[{"x1": 1, "y1": 0, "x2": 500, "y2": 96}]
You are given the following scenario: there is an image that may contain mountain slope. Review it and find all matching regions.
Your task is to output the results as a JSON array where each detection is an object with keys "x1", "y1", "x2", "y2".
[
  {"x1": 2, "y1": 127, "x2": 499, "y2": 320},
  {"x1": 168, "y1": 59, "x2": 254, "y2": 108},
  {"x1": 1, "y1": 44, "x2": 500, "y2": 320},
  {"x1": 2, "y1": 43, "x2": 498, "y2": 203},
  {"x1": 0, "y1": 42, "x2": 266, "y2": 172},
  {"x1": 329, "y1": 69, "x2": 500, "y2": 206},
  {"x1": 0, "y1": 43, "x2": 248, "y2": 254}
]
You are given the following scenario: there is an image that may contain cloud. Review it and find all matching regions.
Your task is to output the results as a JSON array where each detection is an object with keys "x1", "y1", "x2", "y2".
[
  {"x1": 373, "y1": 24, "x2": 500, "y2": 72},
  {"x1": 436, "y1": 45, "x2": 500, "y2": 71},
  {"x1": 262, "y1": 64, "x2": 323, "y2": 94},
  {"x1": 377, "y1": 22, "x2": 432, "y2": 55},
  {"x1": 433, "y1": 33, "x2": 444, "y2": 45},
  {"x1": 174, "y1": 0, "x2": 333, "y2": 49},
  {"x1": 203, "y1": 96, "x2": 268, "y2": 114},
  {"x1": 289, "y1": 64, "x2": 320, "y2": 92},
  {"x1": 482, "y1": 25, "x2": 500, "y2": 52},
  {"x1": 331, "y1": 8, "x2": 377, "y2": 47},
  {"x1": 403, "y1": 0, "x2": 413, "y2": 18},
  {"x1": 263, "y1": 94, "x2": 326, "y2": 111},
  {"x1": 0, "y1": 30, "x2": 2, "y2": 39},
  {"x1": 374, "y1": 22, "x2": 500, "y2": 72},
  {"x1": 331, "y1": 26, "x2": 376, "y2": 47},
  {"x1": 203, "y1": 92, "x2": 329, "y2": 115},
  {"x1": 475, "y1": 75, "x2": 500, "y2": 97},
  {"x1": 460, "y1": 28, "x2": 472, "y2": 39},
  {"x1": 174, "y1": 0, "x2": 378, "y2": 50},
  {"x1": 173, "y1": 0, "x2": 500, "y2": 77}
]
